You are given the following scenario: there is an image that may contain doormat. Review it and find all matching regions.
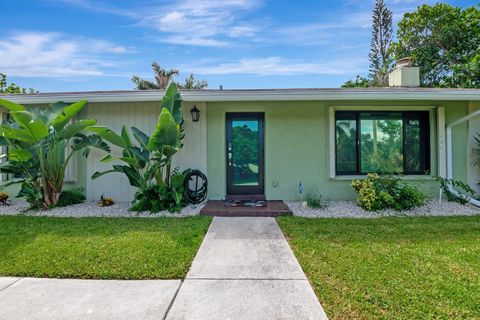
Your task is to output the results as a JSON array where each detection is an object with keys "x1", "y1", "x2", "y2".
[{"x1": 224, "y1": 200, "x2": 267, "y2": 207}]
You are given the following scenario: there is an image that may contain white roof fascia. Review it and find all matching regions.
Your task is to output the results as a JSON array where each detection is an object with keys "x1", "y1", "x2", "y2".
[{"x1": 1, "y1": 89, "x2": 480, "y2": 104}]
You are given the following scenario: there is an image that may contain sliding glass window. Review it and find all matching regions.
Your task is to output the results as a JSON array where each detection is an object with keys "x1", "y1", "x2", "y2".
[{"x1": 335, "y1": 111, "x2": 430, "y2": 175}]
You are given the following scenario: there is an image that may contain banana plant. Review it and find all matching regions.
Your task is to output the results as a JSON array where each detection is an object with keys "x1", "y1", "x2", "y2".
[
  {"x1": 90, "y1": 107, "x2": 182, "y2": 188},
  {"x1": 0, "y1": 99, "x2": 109, "y2": 208},
  {"x1": 91, "y1": 83, "x2": 184, "y2": 187}
]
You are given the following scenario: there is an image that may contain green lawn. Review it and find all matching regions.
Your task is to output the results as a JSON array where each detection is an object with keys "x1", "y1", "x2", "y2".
[
  {"x1": 0, "y1": 216, "x2": 211, "y2": 279},
  {"x1": 278, "y1": 216, "x2": 480, "y2": 320}
]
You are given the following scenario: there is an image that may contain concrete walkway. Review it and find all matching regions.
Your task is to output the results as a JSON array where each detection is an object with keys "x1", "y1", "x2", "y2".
[
  {"x1": 0, "y1": 277, "x2": 180, "y2": 320},
  {"x1": 165, "y1": 217, "x2": 328, "y2": 320}
]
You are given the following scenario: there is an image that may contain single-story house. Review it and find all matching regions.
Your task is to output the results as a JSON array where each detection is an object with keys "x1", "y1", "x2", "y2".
[{"x1": 1, "y1": 66, "x2": 480, "y2": 202}]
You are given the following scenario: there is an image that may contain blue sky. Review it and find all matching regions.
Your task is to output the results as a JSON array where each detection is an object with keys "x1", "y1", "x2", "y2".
[{"x1": 1, "y1": 0, "x2": 476, "y2": 92}]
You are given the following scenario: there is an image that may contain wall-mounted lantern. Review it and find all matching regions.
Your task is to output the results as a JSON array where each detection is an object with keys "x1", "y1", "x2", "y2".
[{"x1": 190, "y1": 105, "x2": 200, "y2": 122}]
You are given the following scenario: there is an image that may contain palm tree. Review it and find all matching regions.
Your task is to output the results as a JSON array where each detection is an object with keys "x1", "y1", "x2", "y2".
[
  {"x1": 132, "y1": 62, "x2": 179, "y2": 89},
  {"x1": 177, "y1": 73, "x2": 208, "y2": 90},
  {"x1": 132, "y1": 62, "x2": 208, "y2": 90}
]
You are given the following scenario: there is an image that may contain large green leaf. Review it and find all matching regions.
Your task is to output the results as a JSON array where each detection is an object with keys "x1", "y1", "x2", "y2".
[
  {"x1": 8, "y1": 148, "x2": 32, "y2": 162},
  {"x1": 148, "y1": 108, "x2": 179, "y2": 151},
  {"x1": 88, "y1": 126, "x2": 128, "y2": 148},
  {"x1": 9, "y1": 111, "x2": 48, "y2": 142},
  {"x1": 171, "y1": 173, "x2": 185, "y2": 189},
  {"x1": 51, "y1": 100, "x2": 88, "y2": 131},
  {"x1": 93, "y1": 165, "x2": 146, "y2": 189},
  {"x1": 100, "y1": 154, "x2": 138, "y2": 167},
  {"x1": 58, "y1": 119, "x2": 97, "y2": 139},
  {"x1": 161, "y1": 83, "x2": 183, "y2": 124},
  {"x1": 72, "y1": 133, "x2": 110, "y2": 157},
  {"x1": 95, "y1": 165, "x2": 144, "y2": 189},
  {"x1": 45, "y1": 101, "x2": 70, "y2": 125},
  {"x1": 121, "y1": 126, "x2": 134, "y2": 148},
  {"x1": 0, "y1": 179, "x2": 24, "y2": 190},
  {"x1": 0, "y1": 99, "x2": 25, "y2": 112},
  {"x1": 0, "y1": 162, "x2": 21, "y2": 174},
  {"x1": 131, "y1": 127, "x2": 149, "y2": 150},
  {"x1": 91, "y1": 168, "x2": 123, "y2": 180},
  {"x1": 128, "y1": 147, "x2": 149, "y2": 167},
  {"x1": 118, "y1": 165, "x2": 145, "y2": 188},
  {"x1": 0, "y1": 126, "x2": 34, "y2": 143}
]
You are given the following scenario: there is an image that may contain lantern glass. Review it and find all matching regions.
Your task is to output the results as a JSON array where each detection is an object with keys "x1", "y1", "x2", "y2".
[{"x1": 191, "y1": 105, "x2": 200, "y2": 122}]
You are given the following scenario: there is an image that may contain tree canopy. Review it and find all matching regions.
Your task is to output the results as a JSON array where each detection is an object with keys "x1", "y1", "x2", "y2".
[
  {"x1": 392, "y1": 3, "x2": 480, "y2": 88},
  {"x1": 342, "y1": 3, "x2": 479, "y2": 88},
  {"x1": 368, "y1": 0, "x2": 393, "y2": 86},
  {"x1": 342, "y1": 0, "x2": 394, "y2": 88},
  {"x1": 0, "y1": 73, "x2": 38, "y2": 94}
]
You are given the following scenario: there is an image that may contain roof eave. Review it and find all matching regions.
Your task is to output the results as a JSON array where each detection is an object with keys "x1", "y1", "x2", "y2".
[{"x1": 1, "y1": 89, "x2": 479, "y2": 104}]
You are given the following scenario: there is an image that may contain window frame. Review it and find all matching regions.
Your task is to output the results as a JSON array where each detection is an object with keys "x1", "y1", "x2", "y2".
[
  {"x1": 335, "y1": 110, "x2": 430, "y2": 176},
  {"x1": 0, "y1": 112, "x2": 8, "y2": 182}
]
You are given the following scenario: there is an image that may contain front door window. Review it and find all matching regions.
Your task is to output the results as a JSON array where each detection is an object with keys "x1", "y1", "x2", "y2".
[{"x1": 226, "y1": 113, "x2": 264, "y2": 195}]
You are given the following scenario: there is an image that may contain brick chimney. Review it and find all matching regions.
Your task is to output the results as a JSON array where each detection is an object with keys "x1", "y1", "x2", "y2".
[{"x1": 388, "y1": 57, "x2": 420, "y2": 87}]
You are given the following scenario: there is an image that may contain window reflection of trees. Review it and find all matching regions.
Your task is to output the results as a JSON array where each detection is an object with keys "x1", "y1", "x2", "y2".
[
  {"x1": 336, "y1": 120, "x2": 357, "y2": 172},
  {"x1": 361, "y1": 119, "x2": 403, "y2": 173},
  {"x1": 336, "y1": 111, "x2": 428, "y2": 175},
  {"x1": 232, "y1": 122, "x2": 259, "y2": 185}
]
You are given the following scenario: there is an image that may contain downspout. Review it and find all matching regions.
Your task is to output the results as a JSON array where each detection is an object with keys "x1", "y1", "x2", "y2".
[{"x1": 445, "y1": 108, "x2": 480, "y2": 207}]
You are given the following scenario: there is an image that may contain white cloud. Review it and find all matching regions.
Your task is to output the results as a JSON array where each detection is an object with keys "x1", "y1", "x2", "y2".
[
  {"x1": 138, "y1": 0, "x2": 262, "y2": 46},
  {"x1": 229, "y1": 26, "x2": 258, "y2": 37},
  {"x1": 189, "y1": 56, "x2": 365, "y2": 76},
  {"x1": 0, "y1": 32, "x2": 132, "y2": 77}
]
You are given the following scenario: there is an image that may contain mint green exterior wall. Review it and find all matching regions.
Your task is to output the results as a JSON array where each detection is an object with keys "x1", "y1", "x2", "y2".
[
  {"x1": 0, "y1": 99, "x2": 474, "y2": 203},
  {"x1": 207, "y1": 100, "x2": 470, "y2": 200}
]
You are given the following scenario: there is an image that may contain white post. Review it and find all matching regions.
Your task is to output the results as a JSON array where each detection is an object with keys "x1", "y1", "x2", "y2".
[{"x1": 445, "y1": 108, "x2": 480, "y2": 207}]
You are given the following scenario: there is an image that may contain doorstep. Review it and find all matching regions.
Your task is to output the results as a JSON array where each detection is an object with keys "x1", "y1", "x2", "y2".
[{"x1": 200, "y1": 200, "x2": 292, "y2": 217}]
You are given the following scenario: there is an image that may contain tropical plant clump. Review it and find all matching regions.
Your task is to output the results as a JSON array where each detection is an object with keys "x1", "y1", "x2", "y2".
[
  {"x1": 130, "y1": 171, "x2": 185, "y2": 213},
  {"x1": 56, "y1": 188, "x2": 86, "y2": 207},
  {"x1": 305, "y1": 193, "x2": 329, "y2": 209},
  {"x1": 91, "y1": 83, "x2": 187, "y2": 213},
  {"x1": 437, "y1": 177, "x2": 475, "y2": 205},
  {"x1": 0, "y1": 99, "x2": 109, "y2": 209},
  {"x1": 352, "y1": 173, "x2": 426, "y2": 211}
]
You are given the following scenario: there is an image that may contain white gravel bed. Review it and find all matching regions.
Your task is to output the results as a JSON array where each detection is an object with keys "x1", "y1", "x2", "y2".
[
  {"x1": 286, "y1": 200, "x2": 480, "y2": 218},
  {"x1": 0, "y1": 200, "x2": 205, "y2": 218}
]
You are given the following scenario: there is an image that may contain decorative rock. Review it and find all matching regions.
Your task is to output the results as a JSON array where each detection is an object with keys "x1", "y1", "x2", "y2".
[
  {"x1": 286, "y1": 200, "x2": 479, "y2": 218},
  {"x1": 0, "y1": 200, "x2": 205, "y2": 218}
]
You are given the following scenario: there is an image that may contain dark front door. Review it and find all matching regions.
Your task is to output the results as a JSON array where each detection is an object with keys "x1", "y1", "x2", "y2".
[{"x1": 226, "y1": 113, "x2": 264, "y2": 195}]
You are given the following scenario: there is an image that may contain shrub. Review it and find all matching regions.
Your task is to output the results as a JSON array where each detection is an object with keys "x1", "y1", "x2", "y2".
[
  {"x1": 306, "y1": 193, "x2": 329, "y2": 209},
  {"x1": 130, "y1": 173, "x2": 185, "y2": 213},
  {"x1": 352, "y1": 174, "x2": 426, "y2": 211},
  {"x1": 56, "y1": 188, "x2": 86, "y2": 207}
]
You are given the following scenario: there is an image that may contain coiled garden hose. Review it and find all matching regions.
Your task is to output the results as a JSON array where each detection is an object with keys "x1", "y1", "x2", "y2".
[{"x1": 183, "y1": 169, "x2": 208, "y2": 204}]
